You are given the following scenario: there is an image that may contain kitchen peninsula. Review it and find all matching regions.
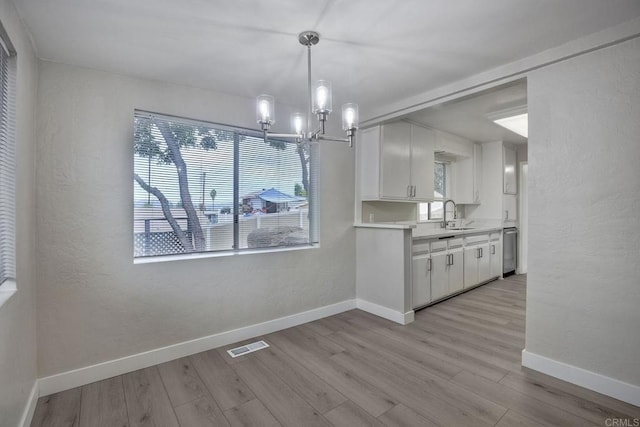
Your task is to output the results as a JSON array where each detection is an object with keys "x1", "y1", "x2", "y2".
[{"x1": 355, "y1": 222, "x2": 503, "y2": 325}]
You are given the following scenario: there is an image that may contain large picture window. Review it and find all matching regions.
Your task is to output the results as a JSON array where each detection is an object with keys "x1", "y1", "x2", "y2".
[
  {"x1": 133, "y1": 111, "x2": 316, "y2": 259},
  {"x1": 0, "y1": 31, "x2": 16, "y2": 291}
]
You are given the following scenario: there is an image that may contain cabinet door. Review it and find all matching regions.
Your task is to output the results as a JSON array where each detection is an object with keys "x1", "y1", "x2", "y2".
[
  {"x1": 410, "y1": 125, "x2": 435, "y2": 201},
  {"x1": 477, "y1": 243, "x2": 492, "y2": 283},
  {"x1": 463, "y1": 246, "x2": 479, "y2": 289},
  {"x1": 490, "y1": 241, "x2": 502, "y2": 278},
  {"x1": 430, "y1": 251, "x2": 449, "y2": 301},
  {"x1": 473, "y1": 143, "x2": 482, "y2": 203},
  {"x1": 380, "y1": 122, "x2": 412, "y2": 199},
  {"x1": 448, "y1": 249, "x2": 464, "y2": 294},
  {"x1": 452, "y1": 156, "x2": 474, "y2": 204},
  {"x1": 411, "y1": 254, "x2": 431, "y2": 308}
]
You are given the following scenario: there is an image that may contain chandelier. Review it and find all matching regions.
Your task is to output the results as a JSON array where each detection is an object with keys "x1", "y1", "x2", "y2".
[{"x1": 256, "y1": 31, "x2": 359, "y2": 147}]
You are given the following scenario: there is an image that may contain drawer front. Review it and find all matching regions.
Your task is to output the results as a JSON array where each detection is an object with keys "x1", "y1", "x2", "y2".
[
  {"x1": 413, "y1": 242, "x2": 430, "y2": 255},
  {"x1": 465, "y1": 234, "x2": 490, "y2": 245},
  {"x1": 430, "y1": 240, "x2": 447, "y2": 252},
  {"x1": 490, "y1": 232, "x2": 501, "y2": 241},
  {"x1": 448, "y1": 238, "x2": 464, "y2": 249}
]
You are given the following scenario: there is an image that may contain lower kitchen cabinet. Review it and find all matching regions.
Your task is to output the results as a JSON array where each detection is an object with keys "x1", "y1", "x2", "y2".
[
  {"x1": 430, "y1": 248, "x2": 463, "y2": 301},
  {"x1": 411, "y1": 230, "x2": 502, "y2": 309},
  {"x1": 411, "y1": 253, "x2": 431, "y2": 308},
  {"x1": 490, "y1": 239, "x2": 502, "y2": 278},
  {"x1": 463, "y1": 243, "x2": 491, "y2": 288}
]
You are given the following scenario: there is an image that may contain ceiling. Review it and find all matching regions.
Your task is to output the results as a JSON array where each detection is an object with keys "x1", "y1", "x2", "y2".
[
  {"x1": 407, "y1": 80, "x2": 528, "y2": 144},
  {"x1": 13, "y1": 0, "x2": 640, "y2": 119}
]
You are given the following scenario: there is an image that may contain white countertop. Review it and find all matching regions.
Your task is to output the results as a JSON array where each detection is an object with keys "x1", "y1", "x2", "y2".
[
  {"x1": 353, "y1": 222, "x2": 505, "y2": 238},
  {"x1": 412, "y1": 226, "x2": 503, "y2": 240},
  {"x1": 353, "y1": 222, "x2": 416, "y2": 230}
]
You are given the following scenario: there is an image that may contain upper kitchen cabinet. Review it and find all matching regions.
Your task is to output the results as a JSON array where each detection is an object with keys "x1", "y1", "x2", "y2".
[
  {"x1": 358, "y1": 121, "x2": 435, "y2": 202},
  {"x1": 451, "y1": 143, "x2": 482, "y2": 204},
  {"x1": 503, "y1": 146, "x2": 517, "y2": 194},
  {"x1": 465, "y1": 140, "x2": 519, "y2": 226}
]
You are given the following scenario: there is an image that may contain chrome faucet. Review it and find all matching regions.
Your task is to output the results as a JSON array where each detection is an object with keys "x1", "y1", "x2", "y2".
[{"x1": 442, "y1": 199, "x2": 456, "y2": 229}]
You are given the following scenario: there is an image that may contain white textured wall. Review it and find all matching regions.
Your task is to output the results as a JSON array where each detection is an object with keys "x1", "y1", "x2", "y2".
[
  {"x1": 526, "y1": 37, "x2": 640, "y2": 385},
  {"x1": 0, "y1": 1, "x2": 39, "y2": 426},
  {"x1": 36, "y1": 61, "x2": 355, "y2": 377}
]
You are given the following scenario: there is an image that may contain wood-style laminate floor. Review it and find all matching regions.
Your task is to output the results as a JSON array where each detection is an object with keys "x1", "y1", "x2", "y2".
[{"x1": 31, "y1": 275, "x2": 640, "y2": 426}]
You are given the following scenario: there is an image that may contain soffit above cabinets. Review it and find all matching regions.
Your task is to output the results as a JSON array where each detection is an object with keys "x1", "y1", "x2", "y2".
[
  {"x1": 13, "y1": 0, "x2": 640, "y2": 117},
  {"x1": 405, "y1": 80, "x2": 529, "y2": 144}
]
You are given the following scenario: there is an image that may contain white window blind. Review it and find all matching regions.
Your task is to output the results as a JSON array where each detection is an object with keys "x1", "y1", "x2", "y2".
[
  {"x1": 0, "y1": 36, "x2": 16, "y2": 286},
  {"x1": 133, "y1": 111, "x2": 317, "y2": 258}
]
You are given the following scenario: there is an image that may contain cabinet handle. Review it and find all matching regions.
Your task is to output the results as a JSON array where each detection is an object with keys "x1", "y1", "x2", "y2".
[
  {"x1": 427, "y1": 258, "x2": 431, "y2": 272},
  {"x1": 476, "y1": 248, "x2": 480, "y2": 259},
  {"x1": 407, "y1": 185, "x2": 411, "y2": 197},
  {"x1": 413, "y1": 186, "x2": 417, "y2": 197},
  {"x1": 480, "y1": 247, "x2": 483, "y2": 258},
  {"x1": 450, "y1": 253, "x2": 454, "y2": 266},
  {"x1": 491, "y1": 245, "x2": 495, "y2": 255}
]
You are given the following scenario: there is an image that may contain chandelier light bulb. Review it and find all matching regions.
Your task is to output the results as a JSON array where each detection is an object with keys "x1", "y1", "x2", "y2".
[
  {"x1": 291, "y1": 112, "x2": 304, "y2": 136},
  {"x1": 312, "y1": 80, "x2": 332, "y2": 114},
  {"x1": 256, "y1": 94, "x2": 275, "y2": 125},
  {"x1": 259, "y1": 101, "x2": 269, "y2": 120},
  {"x1": 342, "y1": 103, "x2": 359, "y2": 131},
  {"x1": 317, "y1": 87, "x2": 328, "y2": 109}
]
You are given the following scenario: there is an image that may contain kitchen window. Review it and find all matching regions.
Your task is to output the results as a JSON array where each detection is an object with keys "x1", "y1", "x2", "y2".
[
  {"x1": 418, "y1": 161, "x2": 449, "y2": 221},
  {"x1": 133, "y1": 111, "x2": 317, "y2": 260},
  {"x1": 0, "y1": 26, "x2": 17, "y2": 306}
]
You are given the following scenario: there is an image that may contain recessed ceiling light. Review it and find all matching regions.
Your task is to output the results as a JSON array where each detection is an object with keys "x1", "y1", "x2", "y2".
[{"x1": 493, "y1": 113, "x2": 528, "y2": 138}]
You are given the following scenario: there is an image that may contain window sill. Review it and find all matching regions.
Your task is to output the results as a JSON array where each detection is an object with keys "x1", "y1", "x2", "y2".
[
  {"x1": 134, "y1": 243, "x2": 320, "y2": 264},
  {"x1": 0, "y1": 279, "x2": 17, "y2": 309}
]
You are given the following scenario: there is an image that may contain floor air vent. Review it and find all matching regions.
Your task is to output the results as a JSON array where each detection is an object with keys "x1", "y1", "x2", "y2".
[{"x1": 227, "y1": 340, "x2": 270, "y2": 358}]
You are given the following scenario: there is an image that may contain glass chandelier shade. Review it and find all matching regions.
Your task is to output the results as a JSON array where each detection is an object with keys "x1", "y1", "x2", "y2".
[{"x1": 255, "y1": 31, "x2": 359, "y2": 147}]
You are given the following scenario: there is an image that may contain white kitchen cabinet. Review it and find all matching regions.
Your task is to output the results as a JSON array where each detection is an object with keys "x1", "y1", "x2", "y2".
[
  {"x1": 358, "y1": 121, "x2": 435, "y2": 201},
  {"x1": 430, "y1": 245, "x2": 464, "y2": 301},
  {"x1": 448, "y1": 248, "x2": 464, "y2": 294},
  {"x1": 380, "y1": 122, "x2": 412, "y2": 199},
  {"x1": 452, "y1": 143, "x2": 482, "y2": 204},
  {"x1": 463, "y1": 243, "x2": 491, "y2": 288},
  {"x1": 503, "y1": 146, "x2": 517, "y2": 194},
  {"x1": 430, "y1": 251, "x2": 449, "y2": 301},
  {"x1": 410, "y1": 125, "x2": 436, "y2": 200},
  {"x1": 465, "y1": 141, "x2": 518, "y2": 227},
  {"x1": 473, "y1": 143, "x2": 482, "y2": 203},
  {"x1": 411, "y1": 253, "x2": 431, "y2": 308},
  {"x1": 490, "y1": 238, "x2": 502, "y2": 278}
]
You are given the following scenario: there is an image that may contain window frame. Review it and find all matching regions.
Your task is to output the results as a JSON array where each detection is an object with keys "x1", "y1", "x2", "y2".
[
  {"x1": 132, "y1": 110, "x2": 318, "y2": 263},
  {"x1": 418, "y1": 161, "x2": 450, "y2": 223},
  {"x1": 0, "y1": 22, "x2": 17, "y2": 307}
]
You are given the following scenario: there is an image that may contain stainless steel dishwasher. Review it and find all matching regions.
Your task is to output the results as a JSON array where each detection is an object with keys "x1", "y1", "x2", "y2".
[{"x1": 503, "y1": 227, "x2": 518, "y2": 276}]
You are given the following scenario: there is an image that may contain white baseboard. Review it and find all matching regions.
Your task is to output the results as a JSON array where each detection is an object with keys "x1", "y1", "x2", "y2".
[
  {"x1": 19, "y1": 380, "x2": 39, "y2": 427},
  {"x1": 356, "y1": 299, "x2": 414, "y2": 325},
  {"x1": 39, "y1": 299, "x2": 357, "y2": 397},
  {"x1": 522, "y1": 349, "x2": 640, "y2": 407}
]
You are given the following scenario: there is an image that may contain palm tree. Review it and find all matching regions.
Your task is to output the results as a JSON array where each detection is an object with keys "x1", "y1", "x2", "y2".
[{"x1": 210, "y1": 188, "x2": 217, "y2": 210}]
